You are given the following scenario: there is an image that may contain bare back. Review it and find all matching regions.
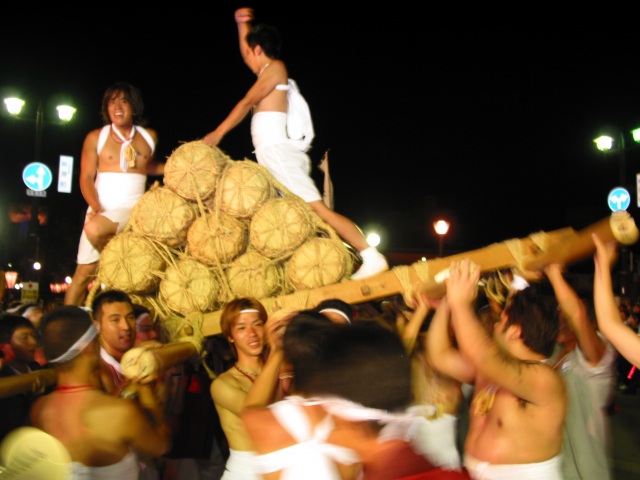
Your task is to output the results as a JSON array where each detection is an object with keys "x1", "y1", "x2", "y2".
[
  {"x1": 252, "y1": 60, "x2": 288, "y2": 114},
  {"x1": 412, "y1": 351, "x2": 462, "y2": 416},
  {"x1": 31, "y1": 388, "x2": 167, "y2": 466}
]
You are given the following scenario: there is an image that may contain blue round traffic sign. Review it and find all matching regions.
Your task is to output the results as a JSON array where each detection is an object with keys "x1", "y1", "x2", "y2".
[
  {"x1": 22, "y1": 162, "x2": 53, "y2": 192},
  {"x1": 607, "y1": 187, "x2": 631, "y2": 212}
]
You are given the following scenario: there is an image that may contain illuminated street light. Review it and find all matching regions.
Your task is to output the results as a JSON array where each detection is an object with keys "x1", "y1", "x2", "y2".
[
  {"x1": 366, "y1": 232, "x2": 381, "y2": 248},
  {"x1": 3, "y1": 94, "x2": 76, "y2": 298},
  {"x1": 593, "y1": 127, "x2": 640, "y2": 187},
  {"x1": 433, "y1": 219, "x2": 450, "y2": 257}
]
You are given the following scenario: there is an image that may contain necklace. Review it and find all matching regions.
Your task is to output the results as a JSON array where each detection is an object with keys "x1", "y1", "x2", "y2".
[
  {"x1": 258, "y1": 62, "x2": 271, "y2": 77},
  {"x1": 234, "y1": 364, "x2": 258, "y2": 383},
  {"x1": 472, "y1": 384, "x2": 498, "y2": 416},
  {"x1": 110, "y1": 124, "x2": 137, "y2": 171},
  {"x1": 55, "y1": 385, "x2": 97, "y2": 393}
]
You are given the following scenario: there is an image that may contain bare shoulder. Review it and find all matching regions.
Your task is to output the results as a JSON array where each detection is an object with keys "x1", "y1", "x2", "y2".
[
  {"x1": 140, "y1": 126, "x2": 158, "y2": 142},
  {"x1": 83, "y1": 127, "x2": 103, "y2": 145},
  {"x1": 84, "y1": 392, "x2": 144, "y2": 426}
]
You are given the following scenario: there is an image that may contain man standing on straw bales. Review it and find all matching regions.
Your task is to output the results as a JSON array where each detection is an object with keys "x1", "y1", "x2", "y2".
[
  {"x1": 65, "y1": 82, "x2": 164, "y2": 306},
  {"x1": 203, "y1": 7, "x2": 388, "y2": 280}
]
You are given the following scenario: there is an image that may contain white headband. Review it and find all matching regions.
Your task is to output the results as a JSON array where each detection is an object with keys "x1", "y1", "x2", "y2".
[
  {"x1": 239, "y1": 309, "x2": 260, "y2": 314},
  {"x1": 48, "y1": 323, "x2": 98, "y2": 364},
  {"x1": 320, "y1": 308, "x2": 351, "y2": 324}
]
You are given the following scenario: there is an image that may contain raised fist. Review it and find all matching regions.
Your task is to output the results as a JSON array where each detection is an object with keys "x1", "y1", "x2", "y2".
[{"x1": 235, "y1": 7, "x2": 254, "y2": 24}]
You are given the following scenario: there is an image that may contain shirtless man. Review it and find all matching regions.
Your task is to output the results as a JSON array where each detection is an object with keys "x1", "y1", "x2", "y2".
[
  {"x1": 30, "y1": 305, "x2": 171, "y2": 480},
  {"x1": 65, "y1": 82, "x2": 164, "y2": 306},
  {"x1": 202, "y1": 7, "x2": 388, "y2": 280},
  {"x1": 428, "y1": 259, "x2": 567, "y2": 480},
  {"x1": 210, "y1": 297, "x2": 285, "y2": 479}
]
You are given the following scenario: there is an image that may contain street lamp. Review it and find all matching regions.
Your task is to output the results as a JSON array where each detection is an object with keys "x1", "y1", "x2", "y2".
[
  {"x1": 3, "y1": 95, "x2": 76, "y2": 288},
  {"x1": 593, "y1": 127, "x2": 640, "y2": 299},
  {"x1": 433, "y1": 219, "x2": 450, "y2": 257},
  {"x1": 593, "y1": 126, "x2": 640, "y2": 187}
]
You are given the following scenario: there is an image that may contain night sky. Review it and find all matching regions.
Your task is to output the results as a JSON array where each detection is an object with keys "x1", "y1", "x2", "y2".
[{"x1": 2, "y1": 6, "x2": 640, "y2": 281}]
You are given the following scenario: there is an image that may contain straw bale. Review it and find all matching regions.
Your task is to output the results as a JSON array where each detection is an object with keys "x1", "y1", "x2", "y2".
[
  {"x1": 164, "y1": 141, "x2": 229, "y2": 202},
  {"x1": 215, "y1": 160, "x2": 276, "y2": 218},
  {"x1": 249, "y1": 196, "x2": 315, "y2": 259},
  {"x1": 158, "y1": 257, "x2": 219, "y2": 315},
  {"x1": 285, "y1": 237, "x2": 351, "y2": 290},
  {"x1": 130, "y1": 185, "x2": 197, "y2": 248},
  {"x1": 226, "y1": 251, "x2": 283, "y2": 299},
  {"x1": 98, "y1": 231, "x2": 166, "y2": 293},
  {"x1": 187, "y1": 211, "x2": 247, "y2": 266}
]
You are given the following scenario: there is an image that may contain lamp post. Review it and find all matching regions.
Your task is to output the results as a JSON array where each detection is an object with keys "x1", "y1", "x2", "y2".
[
  {"x1": 3, "y1": 96, "x2": 76, "y2": 288},
  {"x1": 593, "y1": 127, "x2": 640, "y2": 299},
  {"x1": 433, "y1": 219, "x2": 450, "y2": 257},
  {"x1": 593, "y1": 130, "x2": 627, "y2": 187}
]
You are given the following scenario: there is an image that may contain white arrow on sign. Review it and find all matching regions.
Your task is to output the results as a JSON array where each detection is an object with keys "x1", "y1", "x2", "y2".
[{"x1": 26, "y1": 165, "x2": 47, "y2": 190}]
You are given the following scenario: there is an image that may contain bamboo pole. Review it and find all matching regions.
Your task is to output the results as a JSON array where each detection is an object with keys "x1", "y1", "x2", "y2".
[{"x1": 3, "y1": 213, "x2": 637, "y2": 393}]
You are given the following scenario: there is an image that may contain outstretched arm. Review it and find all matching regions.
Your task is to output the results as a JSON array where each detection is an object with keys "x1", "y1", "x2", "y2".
[
  {"x1": 593, "y1": 233, "x2": 640, "y2": 367},
  {"x1": 235, "y1": 7, "x2": 254, "y2": 64},
  {"x1": 202, "y1": 7, "x2": 258, "y2": 147},
  {"x1": 545, "y1": 262, "x2": 606, "y2": 366}
]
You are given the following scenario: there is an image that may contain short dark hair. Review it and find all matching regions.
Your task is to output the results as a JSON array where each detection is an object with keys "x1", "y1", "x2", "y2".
[
  {"x1": 0, "y1": 315, "x2": 35, "y2": 343},
  {"x1": 503, "y1": 284, "x2": 559, "y2": 357},
  {"x1": 284, "y1": 311, "x2": 411, "y2": 412},
  {"x1": 40, "y1": 306, "x2": 93, "y2": 362},
  {"x1": 101, "y1": 82, "x2": 147, "y2": 126},
  {"x1": 91, "y1": 290, "x2": 133, "y2": 321},
  {"x1": 219, "y1": 297, "x2": 268, "y2": 359},
  {"x1": 313, "y1": 298, "x2": 354, "y2": 324},
  {"x1": 246, "y1": 23, "x2": 282, "y2": 59}
]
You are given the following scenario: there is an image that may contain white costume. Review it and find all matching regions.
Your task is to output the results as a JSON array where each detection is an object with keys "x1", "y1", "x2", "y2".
[
  {"x1": 411, "y1": 413, "x2": 461, "y2": 470},
  {"x1": 251, "y1": 112, "x2": 321, "y2": 202},
  {"x1": 464, "y1": 453, "x2": 563, "y2": 480},
  {"x1": 221, "y1": 449, "x2": 260, "y2": 480},
  {"x1": 72, "y1": 451, "x2": 138, "y2": 480},
  {"x1": 75, "y1": 125, "x2": 154, "y2": 264},
  {"x1": 253, "y1": 397, "x2": 361, "y2": 480}
]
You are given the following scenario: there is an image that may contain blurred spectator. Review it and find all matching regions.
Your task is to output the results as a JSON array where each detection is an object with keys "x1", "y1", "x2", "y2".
[
  {"x1": 133, "y1": 304, "x2": 164, "y2": 347},
  {"x1": 313, "y1": 298, "x2": 354, "y2": 325},
  {"x1": 0, "y1": 314, "x2": 45, "y2": 442}
]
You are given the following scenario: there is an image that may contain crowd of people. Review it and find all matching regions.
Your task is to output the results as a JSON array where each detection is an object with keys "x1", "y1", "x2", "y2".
[
  {"x1": 1, "y1": 231, "x2": 638, "y2": 479},
  {"x1": 4, "y1": 5, "x2": 640, "y2": 480}
]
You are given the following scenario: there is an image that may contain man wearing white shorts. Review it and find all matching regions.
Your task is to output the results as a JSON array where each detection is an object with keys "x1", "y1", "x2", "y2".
[
  {"x1": 203, "y1": 7, "x2": 388, "y2": 280},
  {"x1": 64, "y1": 82, "x2": 163, "y2": 306}
]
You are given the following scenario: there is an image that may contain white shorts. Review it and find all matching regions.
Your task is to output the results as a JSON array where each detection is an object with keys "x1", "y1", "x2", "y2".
[
  {"x1": 464, "y1": 452, "x2": 563, "y2": 480},
  {"x1": 76, "y1": 172, "x2": 146, "y2": 264},
  {"x1": 251, "y1": 111, "x2": 321, "y2": 203},
  {"x1": 411, "y1": 413, "x2": 461, "y2": 470},
  {"x1": 221, "y1": 449, "x2": 260, "y2": 480}
]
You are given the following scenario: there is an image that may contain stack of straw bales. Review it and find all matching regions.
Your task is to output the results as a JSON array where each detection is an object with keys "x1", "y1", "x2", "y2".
[{"x1": 95, "y1": 141, "x2": 354, "y2": 321}]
